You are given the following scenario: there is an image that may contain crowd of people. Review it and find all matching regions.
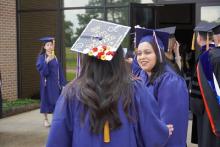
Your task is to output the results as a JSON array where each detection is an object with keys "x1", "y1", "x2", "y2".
[{"x1": 36, "y1": 19, "x2": 220, "y2": 147}]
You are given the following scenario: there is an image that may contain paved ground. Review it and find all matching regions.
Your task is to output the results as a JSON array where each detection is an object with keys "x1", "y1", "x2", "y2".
[{"x1": 0, "y1": 109, "x2": 197, "y2": 147}]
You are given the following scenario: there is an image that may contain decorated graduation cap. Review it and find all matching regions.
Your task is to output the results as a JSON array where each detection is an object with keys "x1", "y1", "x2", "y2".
[
  {"x1": 39, "y1": 36, "x2": 55, "y2": 43},
  {"x1": 191, "y1": 21, "x2": 215, "y2": 50},
  {"x1": 135, "y1": 27, "x2": 170, "y2": 62},
  {"x1": 71, "y1": 19, "x2": 131, "y2": 61},
  {"x1": 156, "y1": 26, "x2": 176, "y2": 38}
]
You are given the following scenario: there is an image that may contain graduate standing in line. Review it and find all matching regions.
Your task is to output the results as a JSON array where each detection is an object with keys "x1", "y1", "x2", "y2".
[
  {"x1": 36, "y1": 37, "x2": 66, "y2": 127},
  {"x1": 192, "y1": 23, "x2": 220, "y2": 147},
  {"x1": 46, "y1": 19, "x2": 173, "y2": 147},
  {"x1": 157, "y1": 26, "x2": 183, "y2": 76},
  {"x1": 135, "y1": 27, "x2": 189, "y2": 147},
  {"x1": 189, "y1": 22, "x2": 216, "y2": 146}
]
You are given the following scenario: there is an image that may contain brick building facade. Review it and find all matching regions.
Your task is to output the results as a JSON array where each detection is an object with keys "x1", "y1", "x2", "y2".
[{"x1": 0, "y1": 0, "x2": 17, "y2": 100}]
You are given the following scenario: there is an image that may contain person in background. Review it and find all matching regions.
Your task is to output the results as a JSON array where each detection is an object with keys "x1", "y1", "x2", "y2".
[
  {"x1": 192, "y1": 22, "x2": 220, "y2": 147},
  {"x1": 135, "y1": 27, "x2": 189, "y2": 147},
  {"x1": 46, "y1": 19, "x2": 173, "y2": 147},
  {"x1": 189, "y1": 22, "x2": 217, "y2": 146},
  {"x1": 124, "y1": 49, "x2": 135, "y2": 64},
  {"x1": 36, "y1": 36, "x2": 66, "y2": 127},
  {"x1": 157, "y1": 26, "x2": 182, "y2": 76}
]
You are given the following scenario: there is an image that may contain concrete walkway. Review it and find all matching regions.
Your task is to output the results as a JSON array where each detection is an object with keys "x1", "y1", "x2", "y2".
[
  {"x1": 0, "y1": 109, "x2": 197, "y2": 147},
  {"x1": 0, "y1": 109, "x2": 52, "y2": 147}
]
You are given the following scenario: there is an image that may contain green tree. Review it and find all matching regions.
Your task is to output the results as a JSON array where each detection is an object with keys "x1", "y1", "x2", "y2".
[
  {"x1": 74, "y1": 0, "x2": 141, "y2": 47},
  {"x1": 64, "y1": 19, "x2": 74, "y2": 47}
]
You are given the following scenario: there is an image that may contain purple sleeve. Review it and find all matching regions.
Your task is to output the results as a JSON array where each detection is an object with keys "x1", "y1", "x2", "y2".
[{"x1": 36, "y1": 55, "x2": 49, "y2": 76}]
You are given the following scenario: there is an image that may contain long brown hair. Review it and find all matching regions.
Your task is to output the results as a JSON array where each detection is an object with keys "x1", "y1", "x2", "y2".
[
  {"x1": 147, "y1": 40, "x2": 166, "y2": 84},
  {"x1": 63, "y1": 46, "x2": 134, "y2": 134}
]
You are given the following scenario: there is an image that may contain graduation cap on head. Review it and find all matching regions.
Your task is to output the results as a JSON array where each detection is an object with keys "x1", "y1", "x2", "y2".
[
  {"x1": 210, "y1": 23, "x2": 220, "y2": 35},
  {"x1": 135, "y1": 27, "x2": 170, "y2": 62},
  {"x1": 39, "y1": 36, "x2": 55, "y2": 43},
  {"x1": 191, "y1": 21, "x2": 215, "y2": 50},
  {"x1": 156, "y1": 26, "x2": 176, "y2": 38},
  {"x1": 135, "y1": 27, "x2": 170, "y2": 51},
  {"x1": 70, "y1": 19, "x2": 131, "y2": 61}
]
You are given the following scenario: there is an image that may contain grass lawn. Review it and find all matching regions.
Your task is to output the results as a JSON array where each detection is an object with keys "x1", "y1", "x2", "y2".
[
  {"x1": 3, "y1": 99, "x2": 40, "y2": 112},
  {"x1": 65, "y1": 47, "x2": 77, "y2": 81},
  {"x1": 66, "y1": 72, "x2": 76, "y2": 81}
]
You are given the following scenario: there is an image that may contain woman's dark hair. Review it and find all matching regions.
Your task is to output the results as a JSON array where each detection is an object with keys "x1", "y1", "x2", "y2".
[
  {"x1": 64, "y1": 46, "x2": 134, "y2": 134},
  {"x1": 39, "y1": 44, "x2": 46, "y2": 55},
  {"x1": 147, "y1": 40, "x2": 165, "y2": 84}
]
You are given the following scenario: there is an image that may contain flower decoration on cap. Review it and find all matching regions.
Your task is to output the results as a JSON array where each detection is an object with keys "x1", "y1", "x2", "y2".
[
  {"x1": 70, "y1": 19, "x2": 130, "y2": 62},
  {"x1": 88, "y1": 45, "x2": 115, "y2": 61}
]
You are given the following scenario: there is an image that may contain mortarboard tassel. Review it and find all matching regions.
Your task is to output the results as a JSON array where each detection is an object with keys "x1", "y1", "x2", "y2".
[
  {"x1": 52, "y1": 50, "x2": 55, "y2": 56},
  {"x1": 52, "y1": 39, "x2": 55, "y2": 57},
  {"x1": 76, "y1": 53, "x2": 81, "y2": 78},
  {"x1": 104, "y1": 121, "x2": 110, "y2": 143},
  {"x1": 191, "y1": 33, "x2": 195, "y2": 51},
  {"x1": 206, "y1": 33, "x2": 209, "y2": 50},
  {"x1": 153, "y1": 31, "x2": 163, "y2": 63}
]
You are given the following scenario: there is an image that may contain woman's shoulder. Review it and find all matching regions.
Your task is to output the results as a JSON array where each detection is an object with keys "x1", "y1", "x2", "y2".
[
  {"x1": 37, "y1": 54, "x2": 45, "y2": 60},
  {"x1": 60, "y1": 80, "x2": 80, "y2": 103},
  {"x1": 132, "y1": 79, "x2": 154, "y2": 100},
  {"x1": 155, "y1": 67, "x2": 185, "y2": 85}
]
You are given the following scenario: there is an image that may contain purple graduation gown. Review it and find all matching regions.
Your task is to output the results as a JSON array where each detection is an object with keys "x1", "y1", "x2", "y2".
[
  {"x1": 46, "y1": 80, "x2": 169, "y2": 147},
  {"x1": 131, "y1": 56, "x2": 142, "y2": 76},
  {"x1": 139, "y1": 65, "x2": 189, "y2": 147},
  {"x1": 36, "y1": 54, "x2": 66, "y2": 113}
]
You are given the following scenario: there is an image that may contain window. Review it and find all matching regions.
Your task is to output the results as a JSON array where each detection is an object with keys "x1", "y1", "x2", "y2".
[
  {"x1": 64, "y1": 9, "x2": 104, "y2": 81},
  {"x1": 63, "y1": 0, "x2": 103, "y2": 8},
  {"x1": 201, "y1": 6, "x2": 220, "y2": 23},
  {"x1": 106, "y1": 0, "x2": 154, "y2": 6}
]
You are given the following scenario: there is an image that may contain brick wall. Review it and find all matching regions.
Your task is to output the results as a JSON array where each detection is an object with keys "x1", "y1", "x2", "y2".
[{"x1": 0, "y1": 0, "x2": 17, "y2": 100}]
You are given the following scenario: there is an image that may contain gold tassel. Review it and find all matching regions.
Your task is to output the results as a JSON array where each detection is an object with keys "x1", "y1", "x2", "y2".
[
  {"x1": 206, "y1": 33, "x2": 209, "y2": 50},
  {"x1": 52, "y1": 50, "x2": 55, "y2": 56},
  {"x1": 104, "y1": 121, "x2": 110, "y2": 143},
  {"x1": 52, "y1": 39, "x2": 55, "y2": 57},
  {"x1": 191, "y1": 33, "x2": 195, "y2": 50}
]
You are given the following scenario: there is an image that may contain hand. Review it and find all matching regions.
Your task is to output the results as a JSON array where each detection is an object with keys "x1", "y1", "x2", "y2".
[
  {"x1": 166, "y1": 124, "x2": 174, "y2": 136},
  {"x1": 173, "y1": 41, "x2": 180, "y2": 55},
  {"x1": 125, "y1": 58, "x2": 133, "y2": 64}
]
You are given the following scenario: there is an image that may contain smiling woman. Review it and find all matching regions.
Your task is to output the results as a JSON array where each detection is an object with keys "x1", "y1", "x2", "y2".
[
  {"x1": 137, "y1": 41, "x2": 158, "y2": 76},
  {"x1": 133, "y1": 27, "x2": 189, "y2": 147}
]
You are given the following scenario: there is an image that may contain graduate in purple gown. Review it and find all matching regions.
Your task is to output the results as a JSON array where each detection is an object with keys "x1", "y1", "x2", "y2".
[
  {"x1": 36, "y1": 36, "x2": 66, "y2": 127},
  {"x1": 46, "y1": 19, "x2": 173, "y2": 147},
  {"x1": 192, "y1": 22, "x2": 220, "y2": 147},
  {"x1": 135, "y1": 27, "x2": 189, "y2": 147}
]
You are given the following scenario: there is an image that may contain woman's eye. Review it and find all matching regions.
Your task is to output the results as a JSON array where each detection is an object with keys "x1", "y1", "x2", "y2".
[{"x1": 136, "y1": 52, "x2": 142, "y2": 56}]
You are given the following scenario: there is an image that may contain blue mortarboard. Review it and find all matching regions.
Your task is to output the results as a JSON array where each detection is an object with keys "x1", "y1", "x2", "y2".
[
  {"x1": 71, "y1": 19, "x2": 130, "y2": 61},
  {"x1": 210, "y1": 23, "x2": 220, "y2": 35},
  {"x1": 156, "y1": 26, "x2": 176, "y2": 38},
  {"x1": 191, "y1": 21, "x2": 217, "y2": 50},
  {"x1": 135, "y1": 27, "x2": 170, "y2": 52},
  {"x1": 39, "y1": 36, "x2": 54, "y2": 43},
  {"x1": 194, "y1": 21, "x2": 216, "y2": 33}
]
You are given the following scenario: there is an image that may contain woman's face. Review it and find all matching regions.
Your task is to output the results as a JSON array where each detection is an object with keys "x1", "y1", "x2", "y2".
[
  {"x1": 136, "y1": 42, "x2": 157, "y2": 73},
  {"x1": 44, "y1": 41, "x2": 54, "y2": 53}
]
